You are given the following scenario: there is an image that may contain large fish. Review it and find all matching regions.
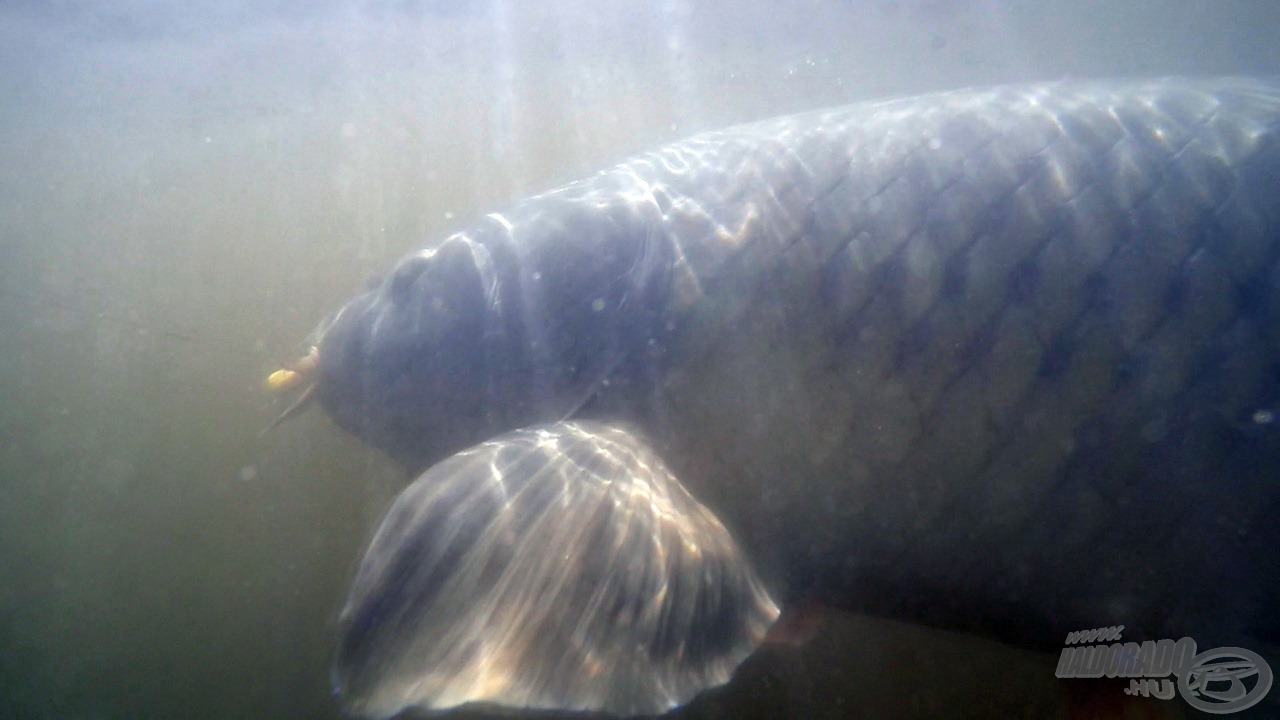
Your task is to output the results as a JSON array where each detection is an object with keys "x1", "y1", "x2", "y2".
[{"x1": 272, "y1": 78, "x2": 1280, "y2": 717}]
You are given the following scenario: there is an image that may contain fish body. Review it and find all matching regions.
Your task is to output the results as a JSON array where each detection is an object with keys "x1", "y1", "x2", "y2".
[{"x1": 307, "y1": 78, "x2": 1280, "y2": 716}]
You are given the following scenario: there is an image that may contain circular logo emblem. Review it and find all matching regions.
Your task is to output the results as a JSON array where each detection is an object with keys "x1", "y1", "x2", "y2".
[{"x1": 1177, "y1": 646, "x2": 1273, "y2": 714}]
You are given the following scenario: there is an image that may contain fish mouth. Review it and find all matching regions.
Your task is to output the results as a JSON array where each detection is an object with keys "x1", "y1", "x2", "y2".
[
  {"x1": 261, "y1": 299, "x2": 362, "y2": 435},
  {"x1": 261, "y1": 346, "x2": 320, "y2": 434}
]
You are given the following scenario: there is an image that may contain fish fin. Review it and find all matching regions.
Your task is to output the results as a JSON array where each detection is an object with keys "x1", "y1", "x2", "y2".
[{"x1": 332, "y1": 421, "x2": 779, "y2": 718}]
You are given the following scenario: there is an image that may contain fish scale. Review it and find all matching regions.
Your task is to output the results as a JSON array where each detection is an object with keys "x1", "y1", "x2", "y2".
[
  {"x1": 642, "y1": 77, "x2": 1280, "y2": 640},
  {"x1": 296, "y1": 78, "x2": 1280, "y2": 717}
]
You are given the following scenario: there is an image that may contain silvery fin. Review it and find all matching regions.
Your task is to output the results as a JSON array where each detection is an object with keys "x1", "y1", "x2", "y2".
[{"x1": 331, "y1": 422, "x2": 778, "y2": 718}]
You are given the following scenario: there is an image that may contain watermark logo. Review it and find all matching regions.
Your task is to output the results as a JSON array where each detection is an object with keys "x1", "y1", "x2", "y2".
[
  {"x1": 1055, "y1": 627, "x2": 1273, "y2": 714},
  {"x1": 1179, "y1": 647, "x2": 1274, "y2": 714}
]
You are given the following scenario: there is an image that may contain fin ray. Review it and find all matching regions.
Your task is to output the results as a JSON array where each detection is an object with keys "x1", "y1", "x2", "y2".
[{"x1": 333, "y1": 421, "x2": 778, "y2": 718}]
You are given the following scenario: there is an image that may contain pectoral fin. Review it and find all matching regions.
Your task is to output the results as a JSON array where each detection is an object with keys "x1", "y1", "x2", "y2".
[{"x1": 332, "y1": 421, "x2": 779, "y2": 718}]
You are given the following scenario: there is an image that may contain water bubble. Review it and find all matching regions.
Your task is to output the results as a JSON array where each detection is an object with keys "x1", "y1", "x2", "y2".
[{"x1": 238, "y1": 465, "x2": 258, "y2": 482}]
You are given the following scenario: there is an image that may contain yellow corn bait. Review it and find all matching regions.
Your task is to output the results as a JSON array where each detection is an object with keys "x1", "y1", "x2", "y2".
[{"x1": 266, "y1": 368, "x2": 299, "y2": 392}]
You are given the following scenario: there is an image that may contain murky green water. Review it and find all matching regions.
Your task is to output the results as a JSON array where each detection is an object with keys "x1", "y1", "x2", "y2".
[{"x1": 1, "y1": 1, "x2": 1278, "y2": 718}]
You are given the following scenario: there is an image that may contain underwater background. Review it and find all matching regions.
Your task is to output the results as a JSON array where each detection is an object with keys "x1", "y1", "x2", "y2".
[{"x1": 2, "y1": 1, "x2": 1279, "y2": 718}]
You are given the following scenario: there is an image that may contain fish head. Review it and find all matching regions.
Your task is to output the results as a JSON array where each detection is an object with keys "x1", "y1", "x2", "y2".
[{"x1": 313, "y1": 235, "x2": 504, "y2": 470}]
